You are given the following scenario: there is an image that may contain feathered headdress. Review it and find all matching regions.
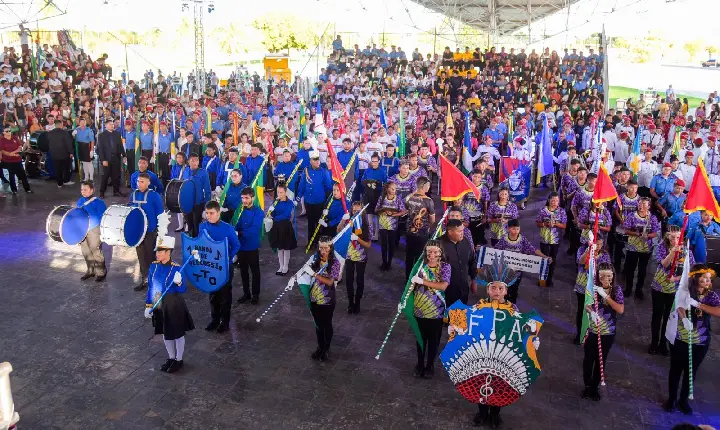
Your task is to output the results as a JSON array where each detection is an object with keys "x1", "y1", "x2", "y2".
[{"x1": 477, "y1": 252, "x2": 518, "y2": 288}]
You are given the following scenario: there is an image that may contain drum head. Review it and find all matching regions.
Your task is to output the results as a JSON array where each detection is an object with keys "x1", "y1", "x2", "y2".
[
  {"x1": 179, "y1": 181, "x2": 195, "y2": 214},
  {"x1": 60, "y1": 208, "x2": 90, "y2": 246},
  {"x1": 124, "y1": 208, "x2": 148, "y2": 247},
  {"x1": 165, "y1": 180, "x2": 182, "y2": 213}
]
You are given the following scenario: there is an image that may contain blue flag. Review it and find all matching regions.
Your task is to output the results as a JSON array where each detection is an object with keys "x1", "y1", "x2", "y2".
[
  {"x1": 379, "y1": 103, "x2": 387, "y2": 130},
  {"x1": 462, "y1": 112, "x2": 473, "y2": 173},
  {"x1": 536, "y1": 114, "x2": 554, "y2": 185}
]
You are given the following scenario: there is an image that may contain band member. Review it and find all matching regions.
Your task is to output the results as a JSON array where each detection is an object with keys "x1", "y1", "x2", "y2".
[
  {"x1": 77, "y1": 181, "x2": 107, "y2": 282},
  {"x1": 320, "y1": 183, "x2": 350, "y2": 238},
  {"x1": 244, "y1": 144, "x2": 265, "y2": 185},
  {"x1": 570, "y1": 170, "x2": 596, "y2": 254},
  {"x1": 495, "y1": 219, "x2": 551, "y2": 303},
  {"x1": 487, "y1": 187, "x2": 519, "y2": 247},
  {"x1": 376, "y1": 182, "x2": 407, "y2": 271},
  {"x1": 235, "y1": 187, "x2": 264, "y2": 305},
  {"x1": 463, "y1": 169, "x2": 491, "y2": 247},
  {"x1": 122, "y1": 119, "x2": 136, "y2": 182},
  {"x1": 143, "y1": 233, "x2": 194, "y2": 373},
  {"x1": 267, "y1": 183, "x2": 297, "y2": 276},
  {"x1": 221, "y1": 169, "x2": 246, "y2": 224},
  {"x1": 203, "y1": 143, "x2": 221, "y2": 188},
  {"x1": 217, "y1": 148, "x2": 248, "y2": 191},
  {"x1": 297, "y1": 151, "x2": 333, "y2": 246},
  {"x1": 130, "y1": 173, "x2": 164, "y2": 291},
  {"x1": 156, "y1": 121, "x2": 174, "y2": 185},
  {"x1": 389, "y1": 161, "x2": 417, "y2": 244},
  {"x1": 535, "y1": 192, "x2": 567, "y2": 286},
  {"x1": 574, "y1": 234, "x2": 610, "y2": 344},
  {"x1": 130, "y1": 156, "x2": 164, "y2": 193},
  {"x1": 139, "y1": 120, "x2": 155, "y2": 170},
  {"x1": 404, "y1": 176, "x2": 436, "y2": 281},
  {"x1": 582, "y1": 263, "x2": 624, "y2": 401},
  {"x1": 273, "y1": 149, "x2": 299, "y2": 194},
  {"x1": 180, "y1": 132, "x2": 202, "y2": 158},
  {"x1": 186, "y1": 154, "x2": 211, "y2": 237},
  {"x1": 97, "y1": 118, "x2": 125, "y2": 197},
  {"x1": 171, "y1": 152, "x2": 192, "y2": 231},
  {"x1": 302, "y1": 235, "x2": 342, "y2": 361},
  {"x1": 612, "y1": 179, "x2": 640, "y2": 271},
  {"x1": 381, "y1": 144, "x2": 400, "y2": 178},
  {"x1": 622, "y1": 197, "x2": 660, "y2": 300},
  {"x1": 340, "y1": 201, "x2": 371, "y2": 314},
  {"x1": 363, "y1": 153, "x2": 388, "y2": 241},
  {"x1": 410, "y1": 239, "x2": 450, "y2": 378},
  {"x1": 664, "y1": 265, "x2": 720, "y2": 415},
  {"x1": 200, "y1": 200, "x2": 241, "y2": 333},
  {"x1": 577, "y1": 202, "x2": 612, "y2": 247},
  {"x1": 73, "y1": 117, "x2": 95, "y2": 181}
]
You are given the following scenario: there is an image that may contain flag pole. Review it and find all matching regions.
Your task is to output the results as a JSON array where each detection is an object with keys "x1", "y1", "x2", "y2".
[{"x1": 590, "y1": 209, "x2": 606, "y2": 386}]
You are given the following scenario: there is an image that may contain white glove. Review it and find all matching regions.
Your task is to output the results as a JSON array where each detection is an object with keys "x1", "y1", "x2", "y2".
[
  {"x1": 220, "y1": 207, "x2": 228, "y2": 213},
  {"x1": 150, "y1": 156, "x2": 156, "y2": 164},
  {"x1": 173, "y1": 272, "x2": 182, "y2": 285},
  {"x1": 687, "y1": 298, "x2": 700, "y2": 309},
  {"x1": 590, "y1": 311, "x2": 600, "y2": 325},
  {"x1": 263, "y1": 218, "x2": 273, "y2": 232},
  {"x1": 322, "y1": 209, "x2": 329, "y2": 216},
  {"x1": 319, "y1": 219, "x2": 327, "y2": 227},
  {"x1": 411, "y1": 275, "x2": 424, "y2": 286},
  {"x1": 303, "y1": 265, "x2": 315, "y2": 277},
  {"x1": 397, "y1": 302, "x2": 406, "y2": 312},
  {"x1": 232, "y1": 255, "x2": 238, "y2": 263},
  {"x1": 351, "y1": 233, "x2": 358, "y2": 241},
  {"x1": 214, "y1": 186, "x2": 222, "y2": 194},
  {"x1": 268, "y1": 206, "x2": 274, "y2": 213},
  {"x1": 596, "y1": 288, "x2": 608, "y2": 299},
  {"x1": 682, "y1": 317, "x2": 693, "y2": 332},
  {"x1": 342, "y1": 213, "x2": 350, "y2": 221},
  {"x1": 292, "y1": 199, "x2": 299, "y2": 206},
  {"x1": 144, "y1": 307, "x2": 152, "y2": 319}
]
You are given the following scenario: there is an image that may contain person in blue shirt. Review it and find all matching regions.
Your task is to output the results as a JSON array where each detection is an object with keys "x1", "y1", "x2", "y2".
[
  {"x1": 77, "y1": 181, "x2": 107, "y2": 282},
  {"x1": 170, "y1": 152, "x2": 192, "y2": 232},
  {"x1": 202, "y1": 143, "x2": 221, "y2": 188},
  {"x1": 222, "y1": 168, "x2": 247, "y2": 222},
  {"x1": 235, "y1": 187, "x2": 264, "y2": 305},
  {"x1": 130, "y1": 173, "x2": 165, "y2": 291},
  {"x1": 142, "y1": 233, "x2": 194, "y2": 374},
  {"x1": 656, "y1": 180, "x2": 686, "y2": 223},
  {"x1": 268, "y1": 183, "x2": 298, "y2": 275},
  {"x1": 274, "y1": 149, "x2": 300, "y2": 195},
  {"x1": 122, "y1": 119, "x2": 137, "y2": 182},
  {"x1": 186, "y1": 153, "x2": 212, "y2": 238},
  {"x1": 650, "y1": 163, "x2": 677, "y2": 200},
  {"x1": 320, "y1": 183, "x2": 350, "y2": 238},
  {"x1": 481, "y1": 120, "x2": 502, "y2": 147},
  {"x1": 362, "y1": 154, "x2": 388, "y2": 241},
  {"x1": 156, "y1": 121, "x2": 174, "y2": 186},
  {"x1": 217, "y1": 147, "x2": 247, "y2": 191},
  {"x1": 337, "y1": 138, "x2": 355, "y2": 170},
  {"x1": 131, "y1": 157, "x2": 164, "y2": 193},
  {"x1": 381, "y1": 144, "x2": 400, "y2": 178},
  {"x1": 296, "y1": 139, "x2": 313, "y2": 174},
  {"x1": 73, "y1": 118, "x2": 96, "y2": 182},
  {"x1": 122, "y1": 90, "x2": 134, "y2": 110},
  {"x1": 244, "y1": 144, "x2": 265, "y2": 184},
  {"x1": 332, "y1": 35, "x2": 343, "y2": 52},
  {"x1": 210, "y1": 111, "x2": 225, "y2": 135},
  {"x1": 139, "y1": 120, "x2": 155, "y2": 169},
  {"x1": 689, "y1": 210, "x2": 720, "y2": 264},
  {"x1": 297, "y1": 151, "x2": 333, "y2": 248},
  {"x1": 200, "y1": 200, "x2": 241, "y2": 333}
]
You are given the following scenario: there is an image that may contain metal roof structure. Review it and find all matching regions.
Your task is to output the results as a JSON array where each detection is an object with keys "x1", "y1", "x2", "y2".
[{"x1": 411, "y1": 0, "x2": 576, "y2": 37}]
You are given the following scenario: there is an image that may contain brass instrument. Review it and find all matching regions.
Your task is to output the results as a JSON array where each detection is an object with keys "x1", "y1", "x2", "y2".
[{"x1": 408, "y1": 207, "x2": 427, "y2": 233}]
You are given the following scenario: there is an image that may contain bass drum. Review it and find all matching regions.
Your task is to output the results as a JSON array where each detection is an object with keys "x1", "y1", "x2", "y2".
[
  {"x1": 165, "y1": 179, "x2": 195, "y2": 214},
  {"x1": 100, "y1": 205, "x2": 148, "y2": 247},
  {"x1": 30, "y1": 131, "x2": 49, "y2": 153},
  {"x1": 46, "y1": 205, "x2": 90, "y2": 246}
]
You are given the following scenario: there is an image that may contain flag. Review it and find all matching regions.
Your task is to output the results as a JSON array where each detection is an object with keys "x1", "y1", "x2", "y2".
[
  {"x1": 666, "y1": 243, "x2": 692, "y2": 344},
  {"x1": 672, "y1": 126, "x2": 682, "y2": 159},
  {"x1": 325, "y1": 138, "x2": 348, "y2": 213},
  {"x1": 536, "y1": 114, "x2": 554, "y2": 185},
  {"x1": 629, "y1": 126, "x2": 643, "y2": 177},
  {"x1": 170, "y1": 112, "x2": 177, "y2": 166},
  {"x1": 446, "y1": 103, "x2": 453, "y2": 129},
  {"x1": 439, "y1": 155, "x2": 481, "y2": 202},
  {"x1": 379, "y1": 102, "x2": 387, "y2": 130},
  {"x1": 685, "y1": 157, "x2": 720, "y2": 220},
  {"x1": 299, "y1": 103, "x2": 306, "y2": 143},
  {"x1": 507, "y1": 116, "x2": 514, "y2": 157},
  {"x1": 134, "y1": 113, "x2": 142, "y2": 170},
  {"x1": 153, "y1": 114, "x2": 160, "y2": 171},
  {"x1": 205, "y1": 106, "x2": 212, "y2": 134},
  {"x1": 398, "y1": 107, "x2": 406, "y2": 158},
  {"x1": 592, "y1": 163, "x2": 621, "y2": 209},
  {"x1": 462, "y1": 112, "x2": 474, "y2": 173},
  {"x1": 579, "y1": 242, "x2": 596, "y2": 343},
  {"x1": 315, "y1": 100, "x2": 323, "y2": 128}
]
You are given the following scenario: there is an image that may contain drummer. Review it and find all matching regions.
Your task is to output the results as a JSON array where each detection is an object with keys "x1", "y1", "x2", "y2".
[
  {"x1": 170, "y1": 152, "x2": 192, "y2": 232},
  {"x1": 130, "y1": 173, "x2": 165, "y2": 291},
  {"x1": 221, "y1": 169, "x2": 246, "y2": 223},
  {"x1": 77, "y1": 180, "x2": 107, "y2": 282},
  {"x1": 131, "y1": 156, "x2": 164, "y2": 193}
]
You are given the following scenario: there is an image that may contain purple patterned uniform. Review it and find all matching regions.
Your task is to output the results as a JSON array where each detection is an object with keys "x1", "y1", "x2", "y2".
[
  {"x1": 376, "y1": 195, "x2": 405, "y2": 230},
  {"x1": 571, "y1": 185, "x2": 594, "y2": 214},
  {"x1": 413, "y1": 262, "x2": 452, "y2": 319},
  {"x1": 574, "y1": 247, "x2": 612, "y2": 294},
  {"x1": 496, "y1": 234, "x2": 537, "y2": 255},
  {"x1": 622, "y1": 212, "x2": 660, "y2": 253},
  {"x1": 487, "y1": 202, "x2": 519, "y2": 240},
  {"x1": 418, "y1": 155, "x2": 438, "y2": 173},
  {"x1": 589, "y1": 285, "x2": 624, "y2": 336},
  {"x1": 389, "y1": 173, "x2": 416, "y2": 200},
  {"x1": 310, "y1": 257, "x2": 342, "y2": 305},
  {"x1": 651, "y1": 243, "x2": 695, "y2": 294},
  {"x1": 676, "y1": 290, "x2": 720, "y2": 345},
  {"x1": 536, "y1": 207, "x2": 567, "y2": 245},
  {"x1": 578, "y1": 207, "x2": 612, "y2": 244}
]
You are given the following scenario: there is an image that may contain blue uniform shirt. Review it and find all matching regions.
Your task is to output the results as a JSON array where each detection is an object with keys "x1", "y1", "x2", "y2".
[
  {"x1": 337, "y1": 149, "x2": 355, "y2": 170},
  {"x1": 271, "y1": 199, "x2": 294, "y2": 222},
  {"x1": 381, "y1": 156, "x2": 399, "y2": 178},
  {"x1": 157, "y1": 132, "x2": 173, "y2": 153},
  {"x1": 217, "y1": 160, "x2": 248, "y2": 188},
  {"x1": 327, "y1": 198, "x2": 350, "y2": 227},
  {"x1": 171, "y1": 164, "x2": 192, "y2": 180},
  {"x1": 131, "y1": 170, "x2": 164, "y2": 193},
  {"x1": 129, "y1": 189, "x2": 164, "y2": 232},
  {"x1": 211, "y1": 120, "x2": 225, "y2": 133},
  {"x1": 658, "y1": 192, "x2": 686, "y2": 217},
  {"x1": 139, "y1": 131, "x2": 154, "y2": 151},
  {"x1": 274, "y1": 160, "x2": 300, "y2": 191},
  {"x1": 202, "y1": 155, "x2": 221, "y2": 178},
  {"x1": 235, "y1": 205, "x2": 264, "y2": 251},
  {"x1": 123, "y1": 130, "x2": 136, "y2": 150},
  {"x1": 690, "y1": 221, "x2": 720, "y2": 263},
  {"x1": 297, "y1": 148, "x2": 311, "y2": 170},
  {"x1": 297, "y1": 166, "x2": 333, "y2": 205},
  {"x1": 199, "y1": 219, "x2": 241, "y2": 257},
  {"x1": 123, "y1": 93, "x2": 135, "y2": 110},
  {"x1": 650, "y1": 174, "x2": 677, "y2": 197},
  {"x1": 75, "y1": 127, "x2": 94, "y2": 143},
  {"x1": 189, "y1": 168, "x2": 212, "y2": 205},
  {"x1": 146, "y1": 261, "x2": 186, "y2": 306},
  {"x1": 76, "y1": 196, "x2": 107, "y2": 229},
  {"x1": 244, "y1": 155, "x2": 265, "y2": 183},
  {"x1": 363, "y1": 166, "x2": 387, "y2": 184},
  {"x1": 223, "y1": 182, "x2": 247, "y2": 212}
]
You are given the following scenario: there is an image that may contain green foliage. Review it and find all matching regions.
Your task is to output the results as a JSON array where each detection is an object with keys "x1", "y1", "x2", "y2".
[
  {"x1": 683, "y1": 40, "x2": 702, "y2": 62},
  {"x1": 252, "y1": 13, "x2": 320, "y2": 52},
  {"x1": 707, "y1": 45, "x2": 718, "y2": 57}
]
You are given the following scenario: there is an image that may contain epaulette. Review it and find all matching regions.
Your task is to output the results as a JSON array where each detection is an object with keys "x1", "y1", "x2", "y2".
[
  {"x1": 152, "y1": 260, "x2": 160, "y2": 263},
  {"x1": 171, "y1": 262, "x2": 180, "y2": 266}
]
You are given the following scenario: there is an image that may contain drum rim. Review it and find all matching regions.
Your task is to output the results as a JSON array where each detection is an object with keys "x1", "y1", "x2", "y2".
[
  {"x1": 165, "y1": 179, "x2": 185, "y2": 212},
  {"x1": 101, "y1": 204, "x2": 148, "y2": 247},
  {"x1": 46, "y1": 205, "x2": 69, "y2": 242},
  {"x1": 61, "y1": 207, "x2": 89, "y2": 245},
  {"x1": 129, "y1": 206, "x2": 149, "y2": 247}
]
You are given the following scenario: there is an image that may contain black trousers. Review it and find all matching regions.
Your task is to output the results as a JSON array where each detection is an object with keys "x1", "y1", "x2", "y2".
[
  {"x1": 583, "y1": 333, "x2": 615, "y2": 390},
  {"x1": 379, "y1": 229, "x2": 397, "y2": 266},
  {"x1": 306, "y1": 202, "x2": 325, "y2": 246},
  {"x1": 575, "y1": 292, "x2": 586, "y2": 340},
  {"x1": 345, "y1": 260, "x2": 366, "y2": 305},
  {"x1": 2, "y1": 162, "x2": 31, "y2": 192},
  {"x1": 667, "y1": 340, "x2": 709, "y2": 404},
  {"x1": 405, "y1": 232, "x2": 428, "y2": 281},
  {"x1": 209, "y1": 270, "x2": 233, "y2": 323},
  {"x1": 142, "y1": 150, "x2": 154, "y2": 172},
  {"x1": 416, "y1": 317, "x2": 443, "y2": 369},
  {"x1": 624, "y1": 251, "x2": 651, "y2": 294},
  {"x1": 505, "y1": 275, "x2": 522, "y2": 304},
  {"x1": 469, "y1": 219, "x2": 485, "y2": 246},
  {"x1": 237, "y1": 249, "x2": 261, "y2": 298},
  {"x1": 568, "y1": 220, "x2": 581, "y2": 254},
  {"x1": 613, "y1": 234, "x2": 626, "y2": 272},
  {"x1": 157, "y1": 152, "x2": 171, "y2": 185},
  {"x1": 651, "y1": 289, "x2": 675, "y2": 350},
  {"x1": 125, "y1": 151, "x2": 136, "y2": 185},
  {"x1": 80, "y1": 227, "x2": 105, "y2": 276},
  {"x1": 540, "y1": 243, "x2": 559, "y2": 285},
  {"x1": 490, "y1": 238, "x2": 499, "y2": 247},
  {"x1": 53, "y1": 158, "x2": 71, "y2": 186},
  {"x1": 310, "y1": 302, "x2": 335, "y2": 351},
  {"x1": 186, "y1": 204, "x2": 205, "y2": 238},
  {"x1": 100, "y1": 159, "x2": 122, "y2": 194},
  {"x1": 135, "y1": 231, "x2": 157, "y2": 282}
]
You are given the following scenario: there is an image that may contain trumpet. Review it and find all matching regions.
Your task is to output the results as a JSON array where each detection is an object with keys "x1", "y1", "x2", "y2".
[
  {"x1": 641, "y1": 218, "x2": 649, "y2": 239},
  {"x1": 408, "y1": 207, "x2": 427, "y2": 234},
  {"x1": 549, "y1": 211, "x2": 555, "y2": 229}
]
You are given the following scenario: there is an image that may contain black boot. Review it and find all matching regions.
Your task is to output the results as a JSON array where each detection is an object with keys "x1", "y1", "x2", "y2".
[
  {"x1": 236, "y1": 294, "x2": 251, "y2": 304},
  {"x1": 423, "y1": 364, "x2": 434, "y2": 379},
  {"x1": 166, "y1": 359, "x2": 183, "y2": 373},
  {"x1": 205, "y1": 320, "x2": 220, "y2": 331},
  {"x1": 216, "y1": 322, "x2": 229, "y2": 333},
  {"x1": 311, "y1": 348, "x2": 322, "y2": 360},
  {"x1": 473, "y1": 405, "x2": 488, "y2": 426},
  {"x1": 648, "y1": 344, "x2": 658, "y2": 355},
  {"x1": 347, "y1": 301, "x2": 355, "y2": 314},
  {"x1": 161, "y1": 359, "x2": 175, "y2": 372},
  {"x1": 413, "y1": 364, "x2": 424, "y2": 378},
  {"x1": 657, "y1": 341, "x2": 669, "y2": 356},
  {"x1": 662, "y1": 399, "x2": 675, "y2": 412},
  {"x1": 353, "y1": 301, "x2": 361, "y2": 314},
  {"x1": 81, "y1": 272, "x2": 94, "y2": 281},
  {"x1": 581, "y1": 386, "x2": 592, "y2": 399},
  {"x1": 677, "y1": 400, "x2": 692, "y2": 415},
  {"x1": 319, "y1": 349, "x2": 330, "y2": 361},
  {"x1": 489, "y1": 407, "x2": 502, "y2": 428},
  {"x1": 133, "y1": 281, "x2": 148, "y2": 291}
]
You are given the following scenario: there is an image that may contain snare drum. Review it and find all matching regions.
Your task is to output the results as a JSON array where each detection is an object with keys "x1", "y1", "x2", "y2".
[
  {"x1": 46, "y1": 205, "x2": 90, "y2": 246},
  {"x1": 164, "y1": 179, "x2": 195, "y2": 214},
  {"x1": 100, "y1": 205, "x2": 148, "y2": 247}
]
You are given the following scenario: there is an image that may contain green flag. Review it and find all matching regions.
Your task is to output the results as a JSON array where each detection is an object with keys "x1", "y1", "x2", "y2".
[{"x1": 398, "y1": 107, "x2": 406, "y2": 158}]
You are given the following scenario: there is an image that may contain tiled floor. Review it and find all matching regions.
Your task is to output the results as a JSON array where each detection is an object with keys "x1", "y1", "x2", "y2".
[{"x1": 0, "y1": 178, "x2": 718, "y2": 429}]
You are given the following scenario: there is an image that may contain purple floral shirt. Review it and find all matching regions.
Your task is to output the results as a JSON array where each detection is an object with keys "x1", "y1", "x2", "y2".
[
  {"x1": 561, "y1": 173, "x2": 578, "y2": 196},
  {"x1": 578, "y1": 207, "x2": 612, "y2": 245},
  {"x1": 622, "y1": 212, "x2": 660, "y2": 253},
  {"x1": 651, "y1": 243, "x2": 696, "y2": 294},
  {"x1": 310, "y1": 258, "x2": 342, "y2": 305},
  {"x1": 536, "y1": 207, "x2": 567, "y2": 245},
  {"x1": 589, "y1": 285, "x2": 624, "y2": 336},
  {"x1": 676, "y1": 290, "x2": 720, "y2": 345},
  {"x1": 618, "y1": 193, "x2": 640, "y2": 221},
  {"x1": 496, "y1": 234, "x2": 537, "y2": 255},
  {"x1": 462, "y1": 191, "x2": 487, "y2": 219},
  {"x1": 487, "y1": 202, "x2": 519, "y2": 240},
  {"x1": 571, "y1": 185, "x2": 594, "y2": 213},
  {"x1": 389, "y1": 173, "x2": 416, "y2": 199},
  {"x1": 376, "y1": 195, "x2": 405, "y2": 231},
  {"x1": 574, "y1": 248, "x2": 612, "y2": 294},
  {"x1": 418, "y1": 154, "x2": 438, "y2": 172},
  {"x1": 413, "y1": 262, "x2": 452, "y2": 319}
]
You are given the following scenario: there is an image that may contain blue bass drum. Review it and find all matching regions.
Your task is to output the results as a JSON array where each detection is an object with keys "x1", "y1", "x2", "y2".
[
  {"x1": 100, "y1": 205, "x2": 148, "y2": 247},
  {"x1": 165, "y1": 179, "x2": 195, "y2": 214},
  {"x1": 46, "y1": 205, "x2": 90, "y2": 246}
]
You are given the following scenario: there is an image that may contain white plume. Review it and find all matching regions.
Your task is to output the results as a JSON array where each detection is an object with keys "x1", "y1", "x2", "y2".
[{"x1": 157, "y1": 211, "x2": 171, "y2": 238}]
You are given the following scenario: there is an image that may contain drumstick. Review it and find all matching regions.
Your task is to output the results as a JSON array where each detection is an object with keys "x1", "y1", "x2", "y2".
[{"x1": 149, "y1": 250, "x2": 200, "y2": 314}]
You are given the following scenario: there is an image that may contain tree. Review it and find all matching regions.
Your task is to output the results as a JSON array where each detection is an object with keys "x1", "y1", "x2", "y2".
[
  {"x1": 252, "y1": 13, "x2": 318, "y2": 52},
  {"x1": 707, "y1": 45, "x2": 718, "y2": 58},
  {"x1": 683, "y1": 40, "x2": 702, "y2": 63}
]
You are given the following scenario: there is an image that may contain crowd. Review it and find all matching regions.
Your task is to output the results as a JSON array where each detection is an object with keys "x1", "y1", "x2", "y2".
[{"x1": 2, "y1": 33, "x2": 720, "y2": 428}]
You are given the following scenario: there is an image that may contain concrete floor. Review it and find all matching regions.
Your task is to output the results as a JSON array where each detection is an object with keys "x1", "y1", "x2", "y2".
[{"x1": 0, "y1": 176, "x2": 718, "y2": 430}]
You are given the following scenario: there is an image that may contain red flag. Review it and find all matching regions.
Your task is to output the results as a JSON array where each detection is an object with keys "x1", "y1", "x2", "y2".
[
  {"x1": 326, "y1": 138, "x2": 348, "y2": 213},
  {"x1": 439, "y1": 155, "x2": 481, "y2": 202},
  {"x1": 685, "y1": 157, "x2": 720, "y2": 221},
  {"x1": 266, "y1": 134, "x2": 275, "y2": 162},
  {"x1": 592, "y1": 164, "x2": 621, "y2": 209}
]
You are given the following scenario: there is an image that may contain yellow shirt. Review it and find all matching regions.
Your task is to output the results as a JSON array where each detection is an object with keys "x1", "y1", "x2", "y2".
[
  {"x1": 467, "y1": 97, "x2": 481, "y2": 107},
  {"x1": 534, "y1": 102, "x2": 546, "y2": 113}
]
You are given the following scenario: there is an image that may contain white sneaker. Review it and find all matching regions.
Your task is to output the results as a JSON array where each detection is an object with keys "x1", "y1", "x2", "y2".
[
  {"x1": 58, "y1": 185, "x2": 63, "y2": 188},
  {"x1": 65, "y1": 181, "x2": 75, "y2": 185}
]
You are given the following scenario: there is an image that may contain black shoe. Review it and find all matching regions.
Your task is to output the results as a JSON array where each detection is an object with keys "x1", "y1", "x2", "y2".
[
  {"x1": 573, "y1": 336, "x2": 581, "y2": 345},
  {"x1": 379, "y1": 263, "x2": 387, "y2": 271},
  {"x1": 662, "y1": 399, "x2": 675, "y2": 412},
  {"x1": 166, "y1": 359, "x2": 183, "y2": 373},
  {"x1": 113, "y1": 191, "x2": 126, "y2": 197},
  {"x1": 81, "y1": 273, "x2": 94, "y2": 281},
  {"x1": 590, "y1": 389, "x2": 601, "y2": 401},
  {"x1": 413, "y1": 364, "x2": 424, "y2": 378},
  {"x1": 216, "y1": 323, "x2": 229, "y2": 334},
  {"x1": 236, "y1": 294, "x2": 251, "y2": 304},
  {"x1": 161, "y1": 359, "x2": 175, "y2": 372},
  {"x1": 624, "y1": 288, "x2": 633, "y2": 297},
  {"x1": 250, "y1": 297, "x2": 259, "y2": 305},
  {"x1": 319, "y1": 350, "x2": 329, "y2": 361},
  {"x1": 489, "y1": 410, "x2": 502, "y2": 428},
  {"x1": 581, "y1": 387, "x2": 592, "y2": 399},
  {"x1": 658, "y1": 344, "x2": 669, "y2": 356},
  {"x1": 25, "y1": 189, "x2": 33, "y2": 194},
  {"x1": 276, "y1": 271, "x2": 283, "y2": 276},
  {"x1": 174, "y1": 227, "x2": 184, "y2": 232},
  {"x1": 473, "y1": 408, "x2": 488, "y2": 426},
  {"x1": 347, "y1": 303, "x2": 355, "y2": 314},
  {"x1": 634, "y1": 291, "x2": 645, "y2": 300},
  {"x1": 95, "y1": 274, "x2": 107, "y2": 282},
  {"x1": 205, "y1": 320, "x2": 220, "y2": 331},
  {"x1": 353, "y1": 302, "x2": 360, "y2": 314},
  {"x1": 423, "y1": 365, "x2": 434, "y2": 379},
  {"x1": 677, "y1": 401, "x2": 692, "y2": 415},
  {"x1": 311, "y1": 348, "x2": 322, "y2": 360},
  {"x1": 133, "y1": 282, "x2": 147, "y2": 291},
  {"x1": 648, "y1": 345, "x2": 658, "y2": 355}
]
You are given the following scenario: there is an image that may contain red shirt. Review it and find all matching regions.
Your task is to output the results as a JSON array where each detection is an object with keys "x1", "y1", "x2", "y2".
[{"x1": 0, "y1": 136, "x2": 22, "y2": 162}]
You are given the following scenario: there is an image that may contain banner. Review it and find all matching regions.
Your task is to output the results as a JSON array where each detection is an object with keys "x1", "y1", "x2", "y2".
[
  {"x1": 181, "y1": 231, "x2": 229, "y2": 293},
  {"x1": 499, "y1": 157, "x2": 531, "y2": 204},
  {"x1": 477, "y1": 247, "x2": 551, "y2": 280}
]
